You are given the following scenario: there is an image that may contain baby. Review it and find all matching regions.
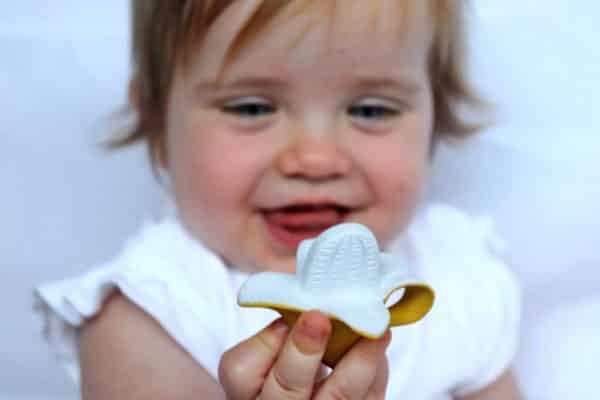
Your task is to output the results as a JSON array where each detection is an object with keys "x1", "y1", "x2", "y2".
[{"x1": 35, "y1": 1, "x2": 522, "y2": 399}]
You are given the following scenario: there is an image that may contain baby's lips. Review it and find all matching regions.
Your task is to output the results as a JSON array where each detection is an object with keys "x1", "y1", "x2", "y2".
[
  {"x1": 238, "y1": 222, "x2": 435, "y2": 366},
  {"x1": 264, "y1": 207, "x2": 343, "y2": 228}
]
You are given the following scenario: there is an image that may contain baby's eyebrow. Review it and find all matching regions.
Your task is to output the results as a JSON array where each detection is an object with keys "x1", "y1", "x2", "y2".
[
  {"x1": 193, "y1": 75, "x2": 423, "y2": 95},
  {"x1": 194, "y1": 77, "x2": 289, "y2": 93},
  {"x1": 346, "y1": 77, "x2": 423, "y2": 96}
]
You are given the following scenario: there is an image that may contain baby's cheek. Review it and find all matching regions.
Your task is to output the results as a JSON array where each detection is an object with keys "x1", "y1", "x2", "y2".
[
  {"x1": 394, "y1": 159, "x2": 428, "y2": 210},
  {"x1": 377, "y1": 155, "x2": 427, "y2": 235},
  {"x1": 376, "y1": 146, "x2": 425, "y2": 192},
  {"x1": 185, "y1": 141, "x2": 245, "y2": 197}
]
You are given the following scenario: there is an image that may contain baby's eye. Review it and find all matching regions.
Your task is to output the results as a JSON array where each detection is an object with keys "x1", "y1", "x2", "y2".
[
  {"x1": 222, "y1": 98, "x2": 276, "y2": 118},
  {"x1": 347, "y1": 101, "x2": 400, "y2": 120}
]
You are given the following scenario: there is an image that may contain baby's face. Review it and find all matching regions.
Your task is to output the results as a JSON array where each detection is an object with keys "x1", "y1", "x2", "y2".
[{"x1": 164, "y1": 1, "x2": 434, "y2": 273}]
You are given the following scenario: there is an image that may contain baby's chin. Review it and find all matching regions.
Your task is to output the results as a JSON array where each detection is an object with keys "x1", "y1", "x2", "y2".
[
  {"x1": 247, "y1": 253, "x2": 297, "y2": 274},
  {"x1": 224, "y1": 252, "x2": 298, "y2": 275},
  {"x1": 263, "y1": 256, "x2": 297, "y2": 274}
]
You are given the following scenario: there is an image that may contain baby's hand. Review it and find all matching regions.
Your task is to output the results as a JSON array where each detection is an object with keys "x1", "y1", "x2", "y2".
[{"x1": 219, "y1": 311, "x2": 391, "y2": 400}]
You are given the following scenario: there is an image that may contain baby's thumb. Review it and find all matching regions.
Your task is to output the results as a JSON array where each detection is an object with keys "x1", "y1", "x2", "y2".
[{"x1": 219, "y1": 319, "x2": 289, "y2": 400}]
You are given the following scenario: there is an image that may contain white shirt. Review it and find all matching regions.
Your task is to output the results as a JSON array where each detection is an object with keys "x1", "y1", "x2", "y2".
[{"x1": 34, "y1": 204, "x2": 521, "y2": 399}]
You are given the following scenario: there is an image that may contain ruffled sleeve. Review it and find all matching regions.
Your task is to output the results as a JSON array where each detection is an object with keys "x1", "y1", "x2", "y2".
[
  {"x1": 407, "y1": 205, "x2": 522, "y2": 396},
  {"x1": 34, "y1": 217, "x2": 244, "y2": 384}
]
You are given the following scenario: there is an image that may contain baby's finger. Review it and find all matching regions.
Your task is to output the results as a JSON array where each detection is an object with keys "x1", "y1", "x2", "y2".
[
  {"x1": 259, "y1": 311, "x2": 332, "y2": 400},
  {"x1": 219, "y1": 319, "x2": 290, "y2": 400},
  {"x1": 315, "y1": 330, "x2": 391, "y2": 400},
  {"x1": 366, "y1": 357, "x2": 389, "y2": 400}
]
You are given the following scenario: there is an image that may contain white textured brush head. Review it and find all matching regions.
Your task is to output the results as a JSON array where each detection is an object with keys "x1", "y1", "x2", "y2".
[{"x1": 238, "y1": 223, "x2": 434, "y2": 338}]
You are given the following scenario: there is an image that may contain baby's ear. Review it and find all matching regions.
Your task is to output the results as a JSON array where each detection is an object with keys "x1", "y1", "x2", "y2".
[{"x1": 128, "y1": 77, "x2": 141, "y2": 111}]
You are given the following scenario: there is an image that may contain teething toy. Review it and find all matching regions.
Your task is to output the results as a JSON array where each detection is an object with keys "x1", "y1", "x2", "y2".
[{"x1": 238, "y1": 223, "x2": 435, "y2": 366}]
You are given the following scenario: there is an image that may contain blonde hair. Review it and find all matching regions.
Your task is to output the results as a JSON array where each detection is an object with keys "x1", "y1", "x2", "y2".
[{"x1": 110, "y1": 0, "x2": 488, "y2": 169}]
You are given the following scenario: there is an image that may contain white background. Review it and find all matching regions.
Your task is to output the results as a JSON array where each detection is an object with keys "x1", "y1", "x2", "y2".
[{"x1": 2, "y1": 1, "x2": 599, "y2": 399}]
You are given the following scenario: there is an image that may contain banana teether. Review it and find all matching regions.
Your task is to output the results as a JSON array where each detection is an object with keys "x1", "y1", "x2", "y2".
[{"x1": 238, "y1": 223, "x2": 435, "y2": 366}]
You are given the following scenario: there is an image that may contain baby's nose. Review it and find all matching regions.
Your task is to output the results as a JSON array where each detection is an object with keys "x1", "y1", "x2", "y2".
[{"x1": 275, "y1": 131, "x2": 352, "y2": 180}]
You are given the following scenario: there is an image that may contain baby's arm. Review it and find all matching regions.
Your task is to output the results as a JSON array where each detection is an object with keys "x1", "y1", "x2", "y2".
[
  {"x1": 457, "y1": 371, "x2": 522, "y2": 400},
  {"x1": 80, "y1": 293, "x2": 389, "y2": 400},
  {"x1": 79, "y1": 291, "x2": 226, "y2": 400}
]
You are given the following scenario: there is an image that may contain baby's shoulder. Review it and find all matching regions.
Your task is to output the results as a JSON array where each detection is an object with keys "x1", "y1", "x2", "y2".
[
  {"x1": 396, "y1": 203, "x2": 521, "y2": 326},
  {"x1": 397, "y1": 205, "x2": 522, "y2": 394},
  {"x1": 35, "y1": 216, "x2": 239, "y2": 384},
  {"x1": 402, "y1": 204, "x2": 512, "y2": 281},
  {"x1": 408, "y1": 204, "x2": 504, "y2": 256},
  {"x1": 111, "y1": 216, "x2": 234, "y2": 299}
]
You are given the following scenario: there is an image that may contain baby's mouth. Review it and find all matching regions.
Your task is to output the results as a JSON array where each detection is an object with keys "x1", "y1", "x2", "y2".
[{"x1": 262, "y1": 204, "x2": 352, "y2": 250}]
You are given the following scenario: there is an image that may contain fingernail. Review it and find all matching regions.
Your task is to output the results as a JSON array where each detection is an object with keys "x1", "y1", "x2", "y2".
[
  {"x1": 294, "y1": 312, "x2": 331, "y2": 355},
  {"x1": 270, "y1": 319, "x2": 290, "y2": 338}
]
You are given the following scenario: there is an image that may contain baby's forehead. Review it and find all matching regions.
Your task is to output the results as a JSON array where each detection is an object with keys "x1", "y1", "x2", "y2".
[{"x1": 183, "y1": 0, "x2": 435, "y2": 82}]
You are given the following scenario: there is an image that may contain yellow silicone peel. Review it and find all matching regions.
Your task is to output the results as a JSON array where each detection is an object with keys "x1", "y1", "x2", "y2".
[{"x1": 238, "y1": 223, "x2": 435, "y2": 366}]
